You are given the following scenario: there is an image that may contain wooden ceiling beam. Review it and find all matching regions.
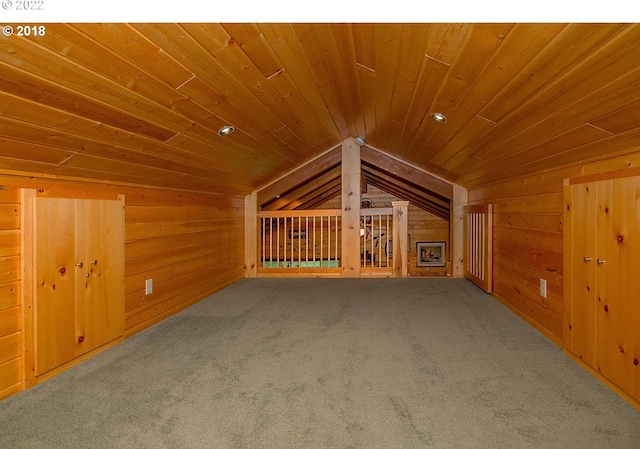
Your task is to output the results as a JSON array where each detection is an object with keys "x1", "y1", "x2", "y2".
[
  {"x1": 261, "y1": 166, "x2": 341, "y2": 211},
  {"x1": 361, "y1": 165, "x2": 450, "y2": 209},
  {"x1": 363, "y1": 171, "x2": 450, "y2": 220},
  {"x1": 360, "y1": 146, "x2": 453, "y2": 200},
  {"x1": 257, "y1": 145, "x2": 342, "y2": 206},
  {"x1": 296, "y1": 182, "x2": 342, "y2": 210}
]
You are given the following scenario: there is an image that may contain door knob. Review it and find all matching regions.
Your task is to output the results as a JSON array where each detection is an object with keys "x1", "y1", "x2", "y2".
[
  {"x1": 75, "y1": 262, "x2": 83, "y2": 267},
  {"x1": 597, "y1": 259, "x2": 606, "y2": 264},
  {"x1": 583, "y1": 257, "x2": 592, "y2": 262}
]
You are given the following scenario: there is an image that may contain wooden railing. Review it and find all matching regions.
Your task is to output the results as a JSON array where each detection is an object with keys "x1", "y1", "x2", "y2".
[
  {"x1": 255, "y1": 202, "x2": 408, "y2": 277},
  {"x1": 464, "y1": 204, "x2": 493, "y2": 292},
  {"x1": 360, "y1": 207, "x2": 393, "y2": 275},
  {"x1": 258, "y1": 209, "x2": 342, "y2": 275}
]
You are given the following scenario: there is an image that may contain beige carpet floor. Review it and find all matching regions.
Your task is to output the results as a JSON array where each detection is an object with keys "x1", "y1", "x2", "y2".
[{"x1": 1, "y1": 278, "x2": 639, "y2": 448}]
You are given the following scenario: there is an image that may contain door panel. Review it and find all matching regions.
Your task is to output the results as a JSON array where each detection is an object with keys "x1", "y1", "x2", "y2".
[
  {"x1": 34, "y1": 198, "x2": 79, "y2": 375},
  {"x1": 564, "y1": 183, "x2": 597, "y2": 366},
  {"x1": 33, "y1": 196, "x2": 125, "y2": 375},
  {"x1": 596, "y1": 177, "x2": 640, "y2": 398},
  {"x1": 84, "y1": 198, "x2": 125, "y2": 352}
]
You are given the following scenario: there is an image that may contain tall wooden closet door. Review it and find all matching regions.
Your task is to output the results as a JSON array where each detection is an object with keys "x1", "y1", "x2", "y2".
[
  {"x1": 563, "y1": 182, "x2": 597, "y2": 366},
  {"x1": 595, "y1": 177, "x2": 640, "y2": 399},
  {"x1": 34, "y1": 198, "x2": 83, "y2": 376},
  {"x1": 83, "y1": 198, "x2": 125, "y2": 352}
]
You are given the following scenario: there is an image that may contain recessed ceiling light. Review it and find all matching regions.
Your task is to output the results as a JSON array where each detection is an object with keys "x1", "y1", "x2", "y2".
[
  {"x1": 430, "y1": 112, "x2": 447, "y2": 123},
  {"x1": 217, "y1": 125, "x2": 235, "y2": 136}
]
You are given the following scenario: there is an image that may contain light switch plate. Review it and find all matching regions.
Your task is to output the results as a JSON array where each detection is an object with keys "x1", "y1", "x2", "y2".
[
  {"x1": 540, "y1": 279, "x2": 547, "y2": 298},
  {"x1": 145, "y1": 279, "x2": 153, "y2": 295}
]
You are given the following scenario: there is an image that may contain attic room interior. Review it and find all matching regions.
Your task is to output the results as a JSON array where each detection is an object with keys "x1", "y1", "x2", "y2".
[{"x1": 1, "y1": 20, "x2": 640, "y2": 447}]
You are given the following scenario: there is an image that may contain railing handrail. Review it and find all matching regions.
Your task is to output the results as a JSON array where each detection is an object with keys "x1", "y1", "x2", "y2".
[
  {"x1": 360, "y1": 207, "x2": 392, "y2": 216},
  {"x1": 258, "y1": 209, "x2": 342, "y2": 218}
]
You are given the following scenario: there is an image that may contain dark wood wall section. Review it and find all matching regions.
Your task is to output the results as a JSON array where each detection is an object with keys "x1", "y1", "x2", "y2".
[{"x1": 0, "y1": 175, "x2": 244, "y2": 400}]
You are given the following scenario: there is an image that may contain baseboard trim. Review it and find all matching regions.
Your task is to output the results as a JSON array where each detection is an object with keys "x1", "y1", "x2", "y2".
[
  {"x1": 33, "y1": 336, "x2": 125, "y2": 386},
  {"x1": 563, "y1": 349, "x2": 640, "y2": 412},
  {"x1": 490, "y1": 291, "x2": 563, "y2": 347}
]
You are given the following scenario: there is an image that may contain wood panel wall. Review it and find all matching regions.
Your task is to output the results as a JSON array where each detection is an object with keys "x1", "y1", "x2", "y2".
[
  {"x1": 0, "y1": 174, "x2": 244, "y2": 400},
  {"x1": 468, "y1": 146, "x2": 640, "y2": 346},
  {"x1": 324, "y1": 186, "x2": 451, "y2": 276}
]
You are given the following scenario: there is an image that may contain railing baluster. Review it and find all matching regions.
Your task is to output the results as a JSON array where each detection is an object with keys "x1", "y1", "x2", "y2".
[{"x1": 328, "y1": 215, "x2": 331, "y2": 266}]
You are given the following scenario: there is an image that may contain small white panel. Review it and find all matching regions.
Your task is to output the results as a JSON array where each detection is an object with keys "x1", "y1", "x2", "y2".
[
  {"x1": 145, "y1": 278, "x2": 153, "y2": 295},
  {"x1": 540, "y1": 279, "x2": 547, "y2": 298}
]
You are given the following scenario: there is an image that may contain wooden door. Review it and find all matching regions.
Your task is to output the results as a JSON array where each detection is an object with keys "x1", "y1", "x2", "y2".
[
  {"x1": 463, "y1": 204, "x2": 493, "y2": 293},
  {"x1": 595, "y1": 177, "x2": 640, "y2": 399},
  {"x1": 33, "y1": 196, "x2": 124, "y2": 376},
  {"x1": 83, "y1": 198, "x2": 125, "y2": 352},
  {"x1": 34, "y1": 198, "x2": 83, "y2": 375},
  {"x1": 563, "y1": 182, "x2": 597, "y2": 366}
]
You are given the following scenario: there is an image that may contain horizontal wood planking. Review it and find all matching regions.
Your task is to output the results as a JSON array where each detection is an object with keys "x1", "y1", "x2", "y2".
[
  {"x1": 0, "y1": 183, "x2": 21, "y2": 400},
  {"x1": 469, "y1": 148, "x2": 640, "y2": 344},
  {"x1": 2, "y1": 24, "x2": 640, "y2": 196},
  {"x1": 0, "y1": 358, "x2": 21, "y2": 401},
  {"x1": 122, "y1": 189, "x2": 243, "y2": 334},
  {"x1": 0, "y1": 307, "x2": 20, "y2": 340},
  {"x1": 0, "y1": 333, "x2": 20, "y2": 364},
  {"x1": 0, "y1": 173, "x2": 245, "y2": 400}
]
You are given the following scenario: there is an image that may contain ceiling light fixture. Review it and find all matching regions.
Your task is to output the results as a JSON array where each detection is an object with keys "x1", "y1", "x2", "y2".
[
  {"x1": 430, "y1": 112, "x2": 447, "y2": 124},
  {"x1": 355, "y1": 136, "x2": 365, "y2": 146},
  {"x1": 217, "y1": 125, "x2": 235, "y2": 136}
]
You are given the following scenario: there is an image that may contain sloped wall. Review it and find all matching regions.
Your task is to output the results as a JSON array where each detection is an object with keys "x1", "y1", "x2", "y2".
[{"x1": 0, "y1": 174, "x2": 244, "y2": 400}]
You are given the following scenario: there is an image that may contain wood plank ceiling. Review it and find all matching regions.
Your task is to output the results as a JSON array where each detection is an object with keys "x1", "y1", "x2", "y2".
[{"x1": 1, "y1": 23, "x2": 639, "y2": 196}]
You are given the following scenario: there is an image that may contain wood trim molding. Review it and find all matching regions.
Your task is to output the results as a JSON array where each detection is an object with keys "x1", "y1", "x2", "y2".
[{"x1": 567, "y1": 166, "x2": 640, "y2": 185}]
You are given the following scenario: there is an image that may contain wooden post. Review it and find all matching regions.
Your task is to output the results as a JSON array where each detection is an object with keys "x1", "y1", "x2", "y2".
[
  {"x1": 452, "y1": 183, "x2": 468, "y2": 277},
  {"x1": 244, "y1": 191, "x2": 258, "y2": 278},
  {"x1": 341, "y1": 138, "x2": 361, "y2": 277},
  {"x1": 392, "y1": 201, "x2": 409, "y2": 277}
]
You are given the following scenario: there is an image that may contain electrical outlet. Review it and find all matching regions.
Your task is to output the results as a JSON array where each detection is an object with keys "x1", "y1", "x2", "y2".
[
  {"x1": 145, "y1": 279, "x2": 153, "y2": 295},
  {"x1": 540, "y1": 279, "x2": 547, "y2": 298}
]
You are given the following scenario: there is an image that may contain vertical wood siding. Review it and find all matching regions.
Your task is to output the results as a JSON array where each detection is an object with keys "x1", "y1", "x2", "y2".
[{"x1": 0, "y1": 175, "x2": 244, "y2": 400}]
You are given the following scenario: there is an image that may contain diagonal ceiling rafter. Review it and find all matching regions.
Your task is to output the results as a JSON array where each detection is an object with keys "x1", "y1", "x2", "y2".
[{"x1": 257, "y1": 140, "x2": 453, "y2": 221}]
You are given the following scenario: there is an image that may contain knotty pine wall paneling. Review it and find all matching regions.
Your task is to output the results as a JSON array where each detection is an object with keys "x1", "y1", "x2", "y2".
[
  {"x1": 124, "y1": 189, "x2": 244, "y2": 336},
  {"x1": 468, "y1": 146, "x2": 640, "y2": 346},
  {"x1": 0, "y1": 174, "x2": 244, "y2": 400},
  {"x1": 0, "y1": 184, "x2": 21, "y2": 400}
]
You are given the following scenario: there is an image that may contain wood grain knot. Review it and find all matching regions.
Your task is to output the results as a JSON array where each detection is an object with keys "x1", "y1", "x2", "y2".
[
  {"x1": 604, "y1": 305, "x2": 609, "y2": 312},
  {"x1": 634, "y1": 359, "x2": 639, "y2": 366},
  {"x1": 617, "y1": 235, "x2": 624, "y2": 244},
  {"x1": 59, "y1": 267, "x2": 66, "y2": 274},
  {"x1": 619, "y1": 346, "x2": 624, "y2": 353}
]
